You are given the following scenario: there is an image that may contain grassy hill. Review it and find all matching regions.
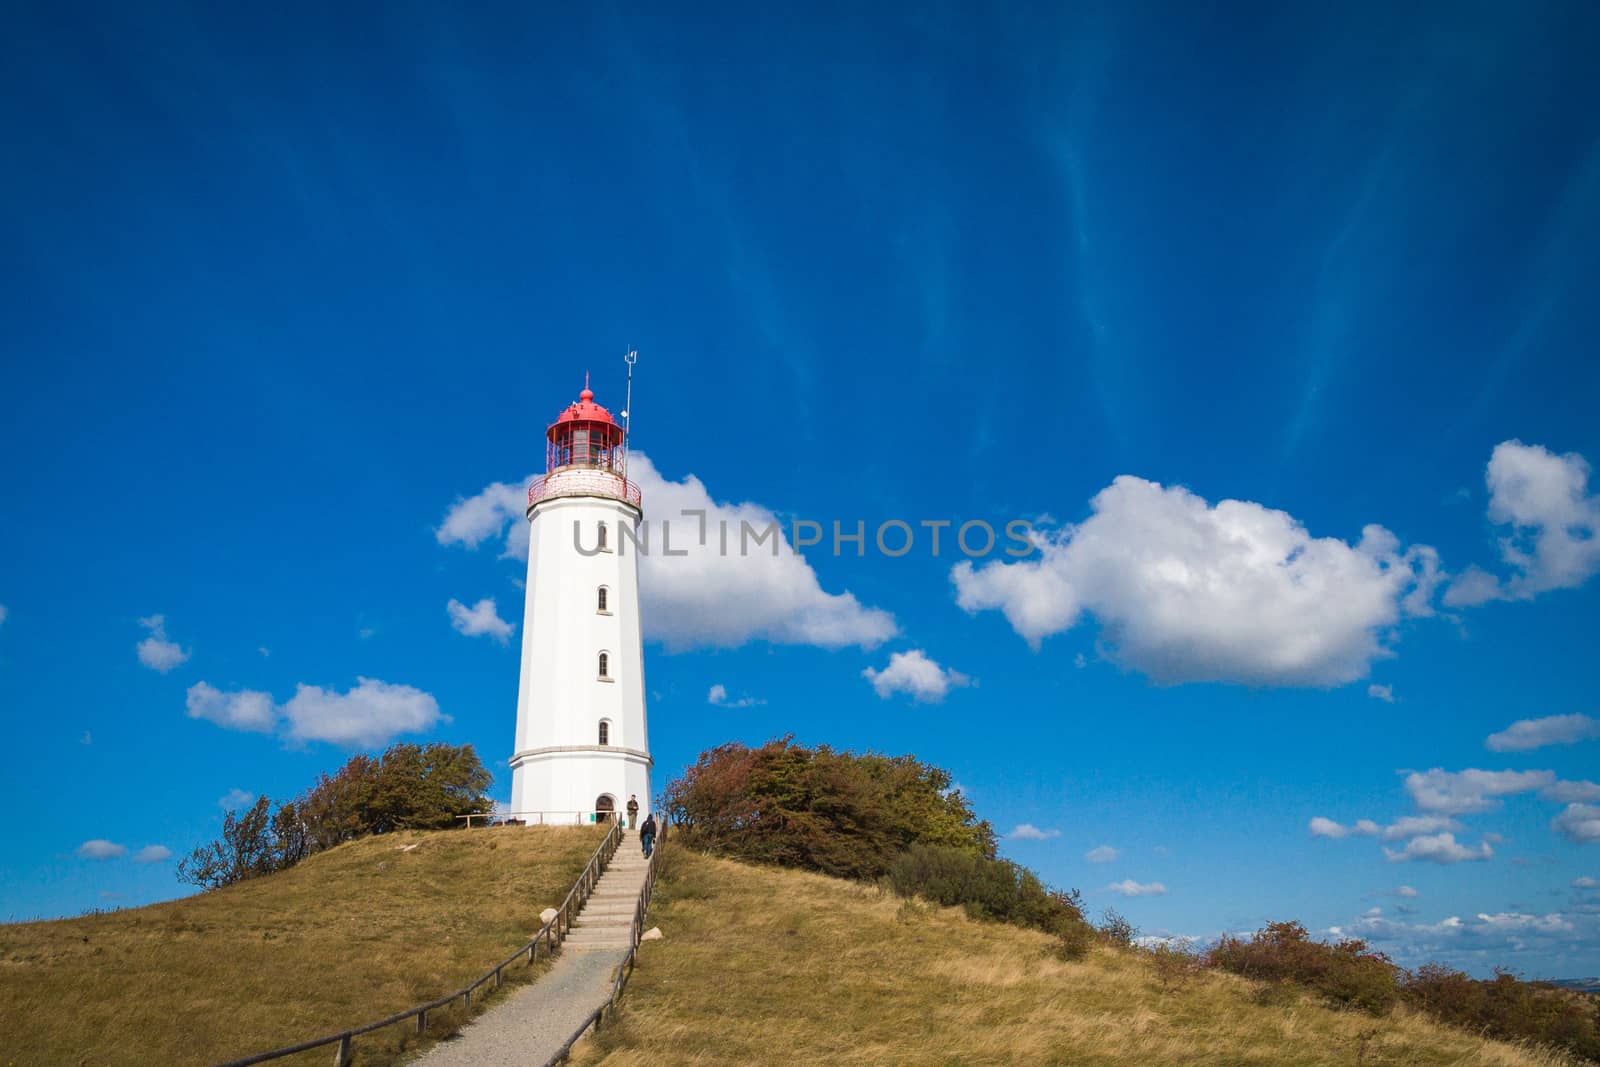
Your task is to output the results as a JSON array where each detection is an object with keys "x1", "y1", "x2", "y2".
[
  {"x1": 573, "y1": 849, "x2": 1578, "y2": 1066},
  {"x1": 0, "y1": 824, "x2": 604, "y2": 1066}
]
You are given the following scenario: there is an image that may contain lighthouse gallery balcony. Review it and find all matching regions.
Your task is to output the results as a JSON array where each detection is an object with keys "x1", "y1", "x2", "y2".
[{"x1": 528, "y1": 468, "x2": 642, "y2": 511}]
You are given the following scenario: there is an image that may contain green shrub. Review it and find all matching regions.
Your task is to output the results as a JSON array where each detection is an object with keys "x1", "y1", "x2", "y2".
[
  {"x1": 178, "y1": 742, "x2": 493, "y2": 890},
  {"x1": 886, "y1": 843, "x2": 1089, "y2": 941},
  {"x1": 663, "y1": 737, "x2": 997, "y2": 880},
  {"x1": 1208, "y1": 921, "x2": 1399, "y2": 1015}
]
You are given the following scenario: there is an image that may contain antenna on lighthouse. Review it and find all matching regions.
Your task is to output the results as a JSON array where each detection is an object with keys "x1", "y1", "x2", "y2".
[{"x1": 621, "y1": 347, "x2": 638, "y2": 480}]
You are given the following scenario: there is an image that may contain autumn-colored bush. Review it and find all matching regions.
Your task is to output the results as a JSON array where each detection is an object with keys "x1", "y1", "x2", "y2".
[
  {"x1": 1096, "y1": 907, "x2": 1137, "y2": 948},
  {"x1": 1402, "y1": 965, "x2": 1600, "y2": 1062},
  {"x1": 1208, "y1": 920, "x2": 1399, "y2": 1015},
  {"x1": 663, "y1": 737, "x2": 997, "y2": 880}
]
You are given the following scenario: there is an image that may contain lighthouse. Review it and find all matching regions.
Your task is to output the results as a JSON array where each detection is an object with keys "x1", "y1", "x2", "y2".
[{"x1": 508, "y1": 376, "x2": 651, "y2": 825}]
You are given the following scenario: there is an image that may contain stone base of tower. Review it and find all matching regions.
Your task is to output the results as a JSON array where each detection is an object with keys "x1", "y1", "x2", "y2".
[{"x1": 507, "y1": 747, "x2": 653, "y2": 826}]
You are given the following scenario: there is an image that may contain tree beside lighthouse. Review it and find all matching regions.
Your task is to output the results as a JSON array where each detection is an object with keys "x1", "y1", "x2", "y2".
[{"x1": 508, "y1": 376, "x2": 650, "y2": 824}]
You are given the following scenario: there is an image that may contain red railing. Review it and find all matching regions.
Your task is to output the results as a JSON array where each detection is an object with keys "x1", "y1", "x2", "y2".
[{"x1": 528, "y1": 470, "x2": 642, "y2": 510}]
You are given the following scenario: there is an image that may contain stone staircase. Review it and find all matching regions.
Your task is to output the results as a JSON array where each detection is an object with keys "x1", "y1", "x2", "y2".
[{"x1": 562, "y1": 829, "x2": 652, "y2": 952}]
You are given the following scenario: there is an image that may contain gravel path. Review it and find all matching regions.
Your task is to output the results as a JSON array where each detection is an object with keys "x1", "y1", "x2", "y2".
[{"x1": 411, "y1": 946, "x2": 627, "y2": 1066}]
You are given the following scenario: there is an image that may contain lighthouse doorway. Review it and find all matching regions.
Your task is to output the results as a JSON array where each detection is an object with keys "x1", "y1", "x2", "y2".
[{"x1": 595, "y1": 794, "x2": 616, "y2": 824}]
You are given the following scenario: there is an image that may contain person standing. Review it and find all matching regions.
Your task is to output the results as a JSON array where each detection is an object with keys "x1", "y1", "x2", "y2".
[
  {"x1": 640, "y1": 813, "x2": 657, "y2": 858},
  {"x1": 626, "y1": 794, "x2": 639, "y2": 829}
]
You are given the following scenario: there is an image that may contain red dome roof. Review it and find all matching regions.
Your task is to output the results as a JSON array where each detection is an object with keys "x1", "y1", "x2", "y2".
[{"x1": 549, "y1": 383, "x2": 621, "y2": 432}]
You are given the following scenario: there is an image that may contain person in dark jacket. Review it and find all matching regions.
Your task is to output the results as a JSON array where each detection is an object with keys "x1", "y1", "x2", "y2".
[{"x1": 640, "y1": 814, "x2": 657, "y2": 858}]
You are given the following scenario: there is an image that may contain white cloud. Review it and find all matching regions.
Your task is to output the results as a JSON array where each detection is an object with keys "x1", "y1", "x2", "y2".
[
  {"x1": 1403, "y1": 768, "x2": 1556, "y2": 814},
  {"x1": 0, "y1": 604, "x2": 7, "y2": 625},
  {"x1": 1368, "y1": 684, "x2": 1395, "y2": 703},
  {"x1": 187, "y1": 682, "x2": 277, "y2": 733},
  {"x1": 1471, "y1": 911, "x2": 1575, "y2": 934},
  {"x1": 218, "y1": 788, "x2": 255, "y2": 811},
  {"x1": 1396, "y1": 885, "x2": 1419, "y2": 898},
  {"x1": 951, "y1": 475, "x2": 1441, "y2": 687},
  {"x1": 1085, "y1": 845, "x2": 1120, "y2": 863},
  {"x1": 258, "y1": 646, "x2": 270, "y2": 657},
  {"x1": 136, "y1": 614, "x2": 191, "y2": 673},
  {"x1": 446, "y1": 597, "x2": 514, "y2": 644},
  {"x1": 1574, "y1": 876, "x2": 1598, "y2": 889},
  {"x1": 77, "y1": 839, "x2": 126, "y2": 860},
  {"x1": 283, "y1": 677, "x2": 444, "y2": 748},
  {"x1": 862, "y1": 649, "x2": 971, "y2": 703},
  {"x1": 1008, "y1": 824, "x2": 1060, "y2": 841},
  {"x1": 1383, "y1": 832, "x2": 1494, "y2": 864},
  {"x1": 1552, "y1": 803, "x2": 1600, "y2": 845},
  {"x1": 188, "y1": 678, "x2": 444, "y2": 749},
  {"x1": 132, "y1": 845, "x2": 172, "y2": 864},
  {"x1": 1313, "y1": 815, "x2": 1468, "y2": 843},
  {"x1": 1544, "y1": 779, "x2": 1600, "y2": 804},
  {"x1": 1380, "y1": 815, "x2": 1464, "y2": 841},
  {"x1": 1486, "y1": 713, "x2": 1600, "y2": 752},
  {"x1": 1363, "y1": 906, "x2": 1384, "y2": 917},
  {"x1": 1445, "y1": 441, "x2": 1600, "y2": 605},
  {"x1": 435, "y1": 480, "x2": 527, "y2": 552},
  {"x1": 1107, "y1": 879, "x2": 1168, "y2": 897},
  {"x1": 707, "y1": 684, "x2": 764, "y2": 708},
  {"x1": 436, "y1": 454, "x2": 897, "y2": 651},
  {"x1": 1336, "y1": 909, "x2": 1599, "y2": 970}
]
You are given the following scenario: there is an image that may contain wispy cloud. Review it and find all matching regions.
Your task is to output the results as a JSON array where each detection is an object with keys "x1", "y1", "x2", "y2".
[
  {"x1": 136, "y1": 614, "x2": 191, "y2": 673},
  {"x1": 1008, "y1": 824, "x2": 1060, "y2": 841},
  {"x1": 707, "y1": 684, "x2": 765, "y2": 708},
  {"x1": 218, "y1": 788, "x2": 255, "y2": 811},
  {"x1": 1106, "y1": 879, "x2": 1167, "y2": 897},
  {"x1": 446, "y1": 597, "x2": 514, "y2": 644},
  {"x1": 1485, "y1": 713, "x2": 1600, "y2": 752},
  {"x1": 77, "y1": 839, "x2": 126, "y2": 860}
]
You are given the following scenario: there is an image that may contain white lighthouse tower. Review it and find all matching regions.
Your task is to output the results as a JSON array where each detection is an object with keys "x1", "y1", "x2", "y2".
[{"x1": 508, "y1": 374, "x2": 650, "y2": 825}]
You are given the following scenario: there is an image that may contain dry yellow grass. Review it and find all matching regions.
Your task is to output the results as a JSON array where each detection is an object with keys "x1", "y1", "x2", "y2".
[
  {"x1": 0, "y1": 824, "x2": 604, "y2": 1067},
  {"x1": 575, "y1": 850, "x2": 1578, "y2": 1067}
]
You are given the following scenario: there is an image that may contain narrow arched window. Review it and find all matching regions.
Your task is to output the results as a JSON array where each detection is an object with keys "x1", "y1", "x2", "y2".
[
  {"x1": 598, "y1": 651, "x2": 609, "y2": 678},
  {"x1": 598, "y1": 720, "x2": 610, "y2": 745},
  {"x1": 597, "y1": 522, "x2": 608, "y2": 550},
  {"x1": 597, "y1": 586, "x2": 608, "y2": 612}
]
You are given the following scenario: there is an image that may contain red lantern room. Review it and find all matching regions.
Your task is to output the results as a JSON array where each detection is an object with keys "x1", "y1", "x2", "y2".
[{"x1": 528, "y1": 378, "x2": 643, "y2": 512}]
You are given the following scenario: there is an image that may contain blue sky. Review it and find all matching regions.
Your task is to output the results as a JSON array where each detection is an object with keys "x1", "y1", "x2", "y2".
[{"x1": 2, "y1": 3, "x2": 1599, "y2": 977}]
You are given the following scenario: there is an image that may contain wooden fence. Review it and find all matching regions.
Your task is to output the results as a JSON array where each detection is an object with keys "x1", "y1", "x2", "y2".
[
  {"x1": 542, "y1": 821, "x2": 669, "y2": 1065},
  {"x1": 213, "y1": 819, "x2": 624, "y2": 1067}
]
